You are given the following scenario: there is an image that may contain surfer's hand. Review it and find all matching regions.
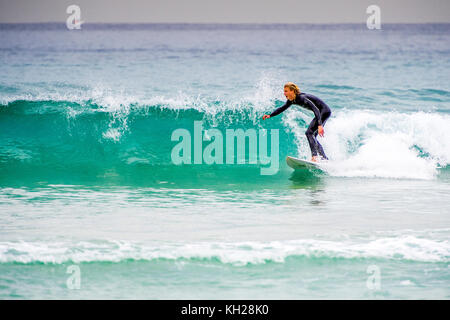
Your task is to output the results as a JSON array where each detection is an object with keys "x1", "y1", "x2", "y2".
[
  {"x1": 318, "y1": 125, "x2": 324, "y2": 137},
  {"x1": 262, "y1": 115, "x2": 270, "y2": 120}
]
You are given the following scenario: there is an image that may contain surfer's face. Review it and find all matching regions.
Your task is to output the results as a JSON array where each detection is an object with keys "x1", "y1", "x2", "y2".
[{"x1": 284, "y1": 87, "x2": 296, "y2": 101}]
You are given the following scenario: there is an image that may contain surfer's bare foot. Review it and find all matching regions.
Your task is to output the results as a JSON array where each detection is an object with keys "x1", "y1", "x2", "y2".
[{"x1": 311, "y1": 156, "x2": 318, "y2": 162}]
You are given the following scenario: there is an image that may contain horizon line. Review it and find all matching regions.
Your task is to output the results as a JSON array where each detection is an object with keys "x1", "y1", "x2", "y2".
[{"x1": 1, "y1": 22, "x2": 449, "y2": 25}]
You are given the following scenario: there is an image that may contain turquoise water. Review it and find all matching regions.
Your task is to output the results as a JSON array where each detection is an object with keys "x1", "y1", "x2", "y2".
[{"x1": 0, "y1": 23, "x2": 449, "y2": 299}]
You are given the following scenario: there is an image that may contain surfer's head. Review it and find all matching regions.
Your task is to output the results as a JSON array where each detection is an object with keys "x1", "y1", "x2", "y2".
[{"x1": 284, "y1": 82, "x2": 300, "y2": 100}]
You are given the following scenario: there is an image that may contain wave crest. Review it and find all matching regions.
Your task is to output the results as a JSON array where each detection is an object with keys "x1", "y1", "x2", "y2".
[{"x1": 1, "y1": 236, "x2": 448, "y2": 265}]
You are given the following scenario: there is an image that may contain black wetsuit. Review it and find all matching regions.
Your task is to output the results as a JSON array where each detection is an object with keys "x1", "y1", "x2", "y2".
[{"x1": 269, "y1": 92, "x2": 332, "y2": 159}]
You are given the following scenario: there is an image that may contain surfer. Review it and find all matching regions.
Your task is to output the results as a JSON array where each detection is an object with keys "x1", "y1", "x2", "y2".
[{"x1": 262, "y1": 82, "x2": 332, "y2": 162}]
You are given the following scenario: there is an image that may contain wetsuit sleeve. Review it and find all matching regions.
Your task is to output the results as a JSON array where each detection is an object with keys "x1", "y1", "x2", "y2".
[
  {"x1": 302, "y1": 96, "x2": 322, "y2": 126},
  {"x1": 269, "y1": 100, "x2": 293, "y2": 117}
]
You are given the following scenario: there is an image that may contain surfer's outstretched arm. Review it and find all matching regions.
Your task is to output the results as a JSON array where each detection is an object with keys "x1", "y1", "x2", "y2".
[{"x1": 262, "y1": 100, "x2": 293, "y2": 120}]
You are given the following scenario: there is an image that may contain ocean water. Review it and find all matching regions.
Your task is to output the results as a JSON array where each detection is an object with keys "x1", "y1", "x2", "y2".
[{"x1": 0, "y1": 23, "x2": 449, "y2": 299}]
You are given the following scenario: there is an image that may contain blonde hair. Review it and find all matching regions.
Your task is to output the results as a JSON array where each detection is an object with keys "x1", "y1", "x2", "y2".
[{"x1": 284, "y1": 82, "x2": 301, "y2": 94}]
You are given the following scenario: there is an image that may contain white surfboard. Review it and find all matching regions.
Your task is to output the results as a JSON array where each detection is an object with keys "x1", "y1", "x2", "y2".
[{"x1": 286, "y1": 156, "x2": 326, "y2": 171}]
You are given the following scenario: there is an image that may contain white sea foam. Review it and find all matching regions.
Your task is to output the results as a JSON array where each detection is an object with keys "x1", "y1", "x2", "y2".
[
  {"x1": 0, "y1": 236, "x2": 448, "y2": 265},
  {"x1": 102, "y1": 128, "x2": 122, "y2": 141},
  {"x1": 286, "y1": 109, "x2": 450, "y2": 179}
]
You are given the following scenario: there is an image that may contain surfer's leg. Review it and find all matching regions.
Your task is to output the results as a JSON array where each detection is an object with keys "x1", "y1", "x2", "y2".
[
  {"x1": 305, "y1": 118, "x2": 319, "y2": 157},
  {"x1": 314, "y1": 111, "x2": 331, "y2": 160},
  {"x1": 314, "y1": 134, "x2": 327, "y2": 160}
]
